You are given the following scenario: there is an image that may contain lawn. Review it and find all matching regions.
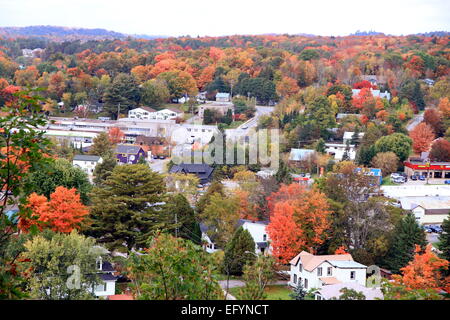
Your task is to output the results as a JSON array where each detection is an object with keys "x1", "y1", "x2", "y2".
[
  {"x1": 229, "y1": 285, "x2": 293, "y2": 300},
  {"x1": 381, "y1": 176, "x2": 395, "y2": 186}
]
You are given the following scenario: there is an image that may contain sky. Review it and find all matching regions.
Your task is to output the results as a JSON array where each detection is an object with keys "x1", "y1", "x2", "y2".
[{"x1": 0, "y1": 0, "x2": 449, "y2": 37}]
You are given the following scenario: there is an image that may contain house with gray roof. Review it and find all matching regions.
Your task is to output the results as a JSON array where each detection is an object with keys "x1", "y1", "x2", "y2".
[
  {"x1": 169, "y1": 163, "x2": 214, "y2": 185},
  {"x1": 72, "y1": 154, "x2": 103, "y2": 182},
  {"x1": 115, "y1": 144, "x2": 146, "y2": 164}
]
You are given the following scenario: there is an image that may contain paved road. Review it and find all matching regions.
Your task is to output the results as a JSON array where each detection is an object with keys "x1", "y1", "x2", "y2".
[
  {"x1": 406, "y1": 111, "x2": 424, "y2": 132},
  {"x1": 225, "y1": 106, "x2": 274, "y2": 140}
]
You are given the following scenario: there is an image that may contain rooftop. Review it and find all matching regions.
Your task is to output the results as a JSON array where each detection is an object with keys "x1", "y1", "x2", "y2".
[
  {"x1": 290, "y1": 251, "x2": 357, "y2": 272},
  {"x1": 73, "y1": 154, "x2": 101, "y2": 162}
]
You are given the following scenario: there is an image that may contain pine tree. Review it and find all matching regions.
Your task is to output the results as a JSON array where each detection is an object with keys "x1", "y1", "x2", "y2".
[
  {"x1": 315, "y1": 138, "x2": 326, "y2": 154},
  {"x1": 89, "y1": 132, "x2": 114, "y2": 158},
  {"x1": 290, "y1": 281, "x2": 307, "y2": 300},
  {"x1": 342, "y1": 141, "x2": 351, "y2": 161},
  {"x1": 88, "y1": 164, "x2": 168, "y2": 251},
  {"x1": 382, "y1": 213, "x2": 427, "y2": 274},
  {"x1": 222, "y1": 227, "x2": 256, "y2": 275},
  {"x1": 438, "y1": 213, "x2": 450, "y2": 262},
  {"x1": 351, "y1": 127, "x2": 361, "y2": 147},
  {"x1": 166, "y1": 194, "x2": 202, "y2": 245},
  {"x1": 93, "y1": 154, "x2": 117, "y2": 186}
]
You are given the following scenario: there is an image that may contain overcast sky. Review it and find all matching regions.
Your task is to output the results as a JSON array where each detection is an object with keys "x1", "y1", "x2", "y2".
[{"x1": 0, "y1": 0, "x2": 449, "y2": 37}]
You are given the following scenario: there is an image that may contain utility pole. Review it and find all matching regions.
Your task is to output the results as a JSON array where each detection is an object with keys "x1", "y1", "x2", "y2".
[
  {"x1": 117, "y1": 103, "x2": 121, "y2": 120},
  {"x1": 175, "y1": 211, "x2": 178, "y2": 238}
]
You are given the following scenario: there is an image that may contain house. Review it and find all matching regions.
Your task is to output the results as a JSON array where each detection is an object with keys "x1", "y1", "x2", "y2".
[
  {"x1": 399, "y1": 196, "x2": 450, "y2": 225},
  {"x1": 325, "y1": 142, "x2": 356, "y2": 161},
  {"x1": 343, "y1": 131, "x2": 365, "y2": 145},
  {"x1": 94, "y1": 257, "x2": 117, "y2": 298},
  {"x1": 156, "y1": 108, "x2": 184, "y2": 120},
  {"x1": 198, "y1": 102, "x2": 234, "y2": 119},
  {"x1": 289, "y1": 251, "x2": 368, "y2": 290},
  {"x1": 115, "y1": 144, "x2": 146, "y2": 164},
  {"x1": 352, "y1": 88, "x2": 391, "y2": 100},
  {"x1": 128, "y1": 107, "x2": 158, "y2": 120},
  {"x1": 355, "y1": 167, "x2": 383, "y2": 185},
  {"x1": 196, "y1": 91, "x2": 207, "y2": 101},
  {"x1": 134, "y1": 135, "x2": 169, "y2": 158},
  {"x1": 72, "y1": 155, "x2": 103, "y2": 182},
  {"x1": 289, "y1": 148, "x2": 316, "y2": 169},
  {"x1": 237, "y1": 219, "x2": 271, "y2": 255},
  {"x1": 169, "y1": 163, "x2": 214, "y2": 185},
  {"x1": 315, "y1": 282, "x2": 383, "y2": 300},
  {"x1": 216, "y1": 92, "x2": 230, "y2": 102},
  {"x1": 200, "y1": 223, "x2": 218, "y2": 253},
  {"x1": 422, "y1": 78, "x2": 435, "y2": 86}
]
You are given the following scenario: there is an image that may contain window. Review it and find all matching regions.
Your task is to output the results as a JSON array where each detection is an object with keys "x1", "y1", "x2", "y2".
[
  {"x1": 293, "y1": 274, "x2": 297, "y2": 284},
  {"x1": 350, "y1": 271, "x2": 356, "y2": 280},
  {"x1": 304, "y1": 279, "x2": 308, "y2": 289},
  {"x1": 263, "y1": 234, "x2": 267, "y2": 241},
  {"x1": 299, "y1": 263, "x2": 302, "y2": 272},
  {"x1": 95, "y1": 282, "x2": 107, "y2": 292},
  {"x1": 327, "y1": 267, "x2": 332, "y2": 276},
  {"x1": 317, "y1": 267, "x2": 322, "y2": 276}
]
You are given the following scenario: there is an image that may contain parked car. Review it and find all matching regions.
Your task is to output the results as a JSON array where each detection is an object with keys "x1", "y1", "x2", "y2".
[
  {"x1": 410, "y1": 175, "x2": 418, "y2": 181},
  {"x1": 445, "y1": 180, "x2": 450, "y2": 184},
  {"x1": 433, "y1": 225, "x2": 443, "y2": 233},
  {"x1": 422, "y1": 225, "x2": 433, "y2": 233},
  {"x1": 418, "y1": 175, "x2": 426, "y2": 181}
]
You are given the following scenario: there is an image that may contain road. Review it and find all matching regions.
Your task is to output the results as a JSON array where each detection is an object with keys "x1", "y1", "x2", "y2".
[
  {"x1": 225, "y1": 106, "x2": 274, "y2": 140},
  {"x1": 406, "y1": 111, "x2": 424, "y2": 132}
]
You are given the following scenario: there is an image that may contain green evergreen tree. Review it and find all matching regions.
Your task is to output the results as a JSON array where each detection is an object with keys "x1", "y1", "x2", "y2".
[
  {"x1": 103, "y1": 73, "x2": 141, "y2": 119},
  {"x1": 88, "y1": 164, "x2": 168, "y2": 251},
  {"x1": 382, "y1": 213, "x2": 427, "y2": 274},
  {"x1": 290, "y1": 282, "x2": 307, "y2": 300},
  {"x1": 93, "y1": 154, "x2": 117, "y2": 186},
  {"x1": 166, "y1": 194, "x2": 202, "y2": 245},
  {"x1": 222, "y1": 227, "x2": 256, "y2": 275},
  {"x1": 438, "y1": 213, "x2": 450, "y2": 262},
  {"x1": 89, "y1": 132, "x2": 114, "y2": 158},
  {"x1": 315, "y1": 138, "x2": 326, "y2": 154},
  {"x1": 342, "y1": 141, "x2": 351, "y2": 161}
]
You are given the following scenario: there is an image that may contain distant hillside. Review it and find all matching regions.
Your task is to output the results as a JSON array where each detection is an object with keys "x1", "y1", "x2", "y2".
[
  {"x1": 414, "y1": 31, "x2": 450, "y2": 37},
  {"x1": 350, "y1": 30, "x2": 385, "y2": 36},
  {"x1": 0, "y1": 25, "x2": 165, "y2": 41}
]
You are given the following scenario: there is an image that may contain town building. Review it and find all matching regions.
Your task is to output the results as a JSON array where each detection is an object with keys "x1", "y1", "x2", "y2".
[
  {"x1": 237, "y1": 219, "x2": 271, "y2": 255},
  {"x1": 355, "y1": 167, "x2": 383, "y2": 185},
  {"x1": 289, "y1": 251, "x2": 368, "y2": 290},
  {"x1": 343, "y1": 131, "x2": 365, "y2": 145},
  {"x1": 72, "y1": 155, "x2": 103, "y2": 182},
  {"x1": 325, "y1": 142, "x2": 356, "y2": 161},
  {"x1": 216, "y1": 92, "x2": 231, "y2": 102},
  {"x1": 315, "y1": 282, "x2": 383, "y2": 300},
  {"x1": 169, "y1": 163, "x2": 214, "y2": 185},
  {"x1": 198, "y1": 102, "x2": 234, "y2": 119},
  {"x1": 289, "y1": 149, "x2": 316, "y2": 169},
  {"x1": 404, "y1": 159, "x2": 450, "y2": 180},
  {"x1": 115, "y1": 144, "x2": 146, "y2": 164},
  {"x1": 399, "y1": 196, "x2": 450, "y2": 225},
  {"x1": 128, "y1": 107, "x2": 183, "y2": 121},
  {"x1": 94, "y1": 257, "x2": 117, "y2": 298},
  {"x1": 352, "y1": 88, "x2": 391, "y2": 100}
]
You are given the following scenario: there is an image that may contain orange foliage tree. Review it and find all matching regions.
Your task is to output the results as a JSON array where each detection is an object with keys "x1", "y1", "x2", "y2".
[
  {"x1": 392, "y1": 244, "x2": 449, "y2": 292},
  {"x1": 108, "y1": 127, "x2": 125, "y2": 144},
  {"x1": 409, "y1": 122, "x2": 435, "y2": 153},
  {"x1": 267, "y1": 184, "x2": 332, "y2": 263},
  {"x1": 19, "y1": 186, "x2": 88, "y2": 233}
]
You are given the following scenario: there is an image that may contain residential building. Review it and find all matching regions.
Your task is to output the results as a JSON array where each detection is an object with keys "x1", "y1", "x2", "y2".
[
  {"x1": 237, "y1": 219, "x2": 271, "y2": 255},
  {"x1": 289, "y1": 251, "x2": 368, "y2": 290},
  {"x1": 156, "y1": 107, "x2": 184, "y2": 120},
  {"x1": 289, "y1": 148, "x2": 316, "y2": 169},
  {"x1": 72, "y1": 155, "x2": 103, "y2": 182},
  {"x1": 315, "y1": 282, "x2": 383, "y2": 300},
  {"x1": 198, "y1": 102, "x2": 234, "y2": 119},
  {"x1": 355, "y1": 167, "x2": 383, "y2": 185},
  {"x1": 169, "y1": 163, "x2": 214, "y2": 185},
  {"x1": 128, "y1": 107, "x2": 158, "y2": 120},
  {"x1": 343, "y1": 131, "x2": 365, "y2": 145},
  {"x1": 216, "y1": 92, "x2": 230, "y2": 102},
  {"x1": 94, "y1": 258, "x2": 117, "y2": 298},
  {"x1": 115, "y1": 144, "x2": 146, "y2": 164},
  {"x1": 399, "y1": 196, "x2": 450, "y2": 225},
  {"x1": 352, "y1": 88, "x2": 391, "y2": 100},
  {"x1": 200, "y1": 223, "x2": 217, "y2": 253},
  {"x1": 325, "y1": 142, "x2": 356, "y2": 161}
]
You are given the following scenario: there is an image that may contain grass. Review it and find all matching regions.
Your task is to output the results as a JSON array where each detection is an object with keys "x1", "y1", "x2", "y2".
[
  {"x1": 219, "y1": 121, "x2": 245, "y2": 129},
  {"x1": 228, "y1": 285, "x2": 293, "y2": 300},
  {"x1": 381, "y1": 176, "x2": 396, "y2": 186}
]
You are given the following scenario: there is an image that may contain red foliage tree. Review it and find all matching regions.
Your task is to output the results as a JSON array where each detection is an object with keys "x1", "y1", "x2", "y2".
[
  {"x1": 108, "y1": 127, "x2": 125, "y2": 144},
  {"x1": 409, "y1": 122, "x2": 435, "y2": 154},
  {"x1": 19, "y1": 186, "x2": 88, "y2": 233},
  {"x1": 430, "y1": 139, "x2": 450, "y2": 162},
  {"x1": 424, "y1": 109, "x2": 444, "y2": 137}
]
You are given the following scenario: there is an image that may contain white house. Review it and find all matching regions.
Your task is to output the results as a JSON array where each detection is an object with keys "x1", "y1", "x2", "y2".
[
  {"x1": 216, "y1": 92, "x2": 230, "y2": 102},
  {"x1": 352, "y1": 88, "x2": 391, "y2": 100},
  {"x1": 200, "y1": 223, "x2": 217, "y2": 253},
  {"x1": 343, "y1": 131, "x2": 365, "y2": 145},
  {"x1": 72, "y1": 155, "x2": 103, "y2": 182},
  {"x1": 128, "y1": 107, "x2": 158, "y2": 120},
  {"x1": 399, "y1": 196, "x2": 450, "y2": 225},
  {"x1": 325, "y1": 143, "x2": 357, "y2": 161},
  {"x1": 315, "y1": 282, "x2": 383, "y2": 300},
  {"x1": 93, "y1": 257, "x2": 117, "y2": 298},
  {"x1": 156, "y1": 108, "x2": 184, "y2": 120},
  {"x1": 237, "y1": 219, "x2": 271, "y2": 255},
  {"x1": 289, "y1": 251, "x2": 367, "y2": 290}
]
